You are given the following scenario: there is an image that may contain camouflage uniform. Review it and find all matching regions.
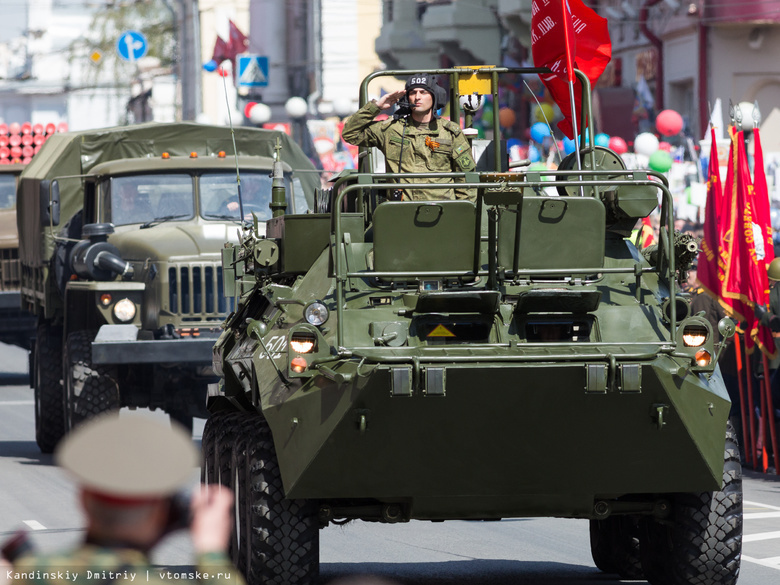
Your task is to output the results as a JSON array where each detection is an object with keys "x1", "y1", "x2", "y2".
[
  {"x1": 11, "y1": 547, "x2": 242, "y2": 585},
  {"x1": 341, "y1": 101, "x2": 476, "y2": 201}
]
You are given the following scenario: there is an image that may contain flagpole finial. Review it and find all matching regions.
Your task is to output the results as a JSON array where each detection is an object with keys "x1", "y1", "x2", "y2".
[
  {"x1": 728, "y1": 99, "x2": 735, "y2": 126},
  {"x1": 734, "y1": 102, "x2": 743, "y2": 132},
  {"x1": 753, "y1": 100, "x2": 761, "y2": 129}
]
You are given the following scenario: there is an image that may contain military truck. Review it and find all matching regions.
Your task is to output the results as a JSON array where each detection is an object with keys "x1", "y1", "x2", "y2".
[
  {"x1": 0, "y1": 163, "x2": 37, "y2": 350},
  {"x1": 204, "y1": 67, "x2": 741, "y2": 585},
  {"x1": 17, "y1": 122, "x2": 319, "y2": 453}
]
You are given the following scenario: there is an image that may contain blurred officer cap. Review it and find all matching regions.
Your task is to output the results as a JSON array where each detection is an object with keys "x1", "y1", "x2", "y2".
[{"x1": 56, "y1": 414, "x2": 198, "y2": 501}]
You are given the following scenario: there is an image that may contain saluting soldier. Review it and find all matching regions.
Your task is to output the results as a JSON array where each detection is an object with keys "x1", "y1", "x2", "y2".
[
  {"x1": 342, "y1": 73, "x2": 477, "y2": 201},
  {"x1": 9, "y1": 415, "x2": 243, "y2": 585}
]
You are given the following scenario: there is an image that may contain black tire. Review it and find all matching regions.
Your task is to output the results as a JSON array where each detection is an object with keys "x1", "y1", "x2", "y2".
[
  {"x1": 170, "y1": 410, "x2": 194, "y2": 435},
  {"x1": 246, "y1": 416, "x2": 319, "y2": 585},
  {"x1": 33, "y1": 319, "x2": 64, "y2": 454},
  {"x1": 201, "y1": 414, "x2": 219, "y2": 485},
  {"x1": 230, "y1": 416, "x2": 254, "y2": 578},
  {"x1": 63, "y1": 330, "x2": 120, "y2": 432},
  {"x1": 640, "y1": 422, "x2": 743, "y2": 585},
  {"x1": 589, "y1": 516, "x2": 643, "y2": 579}
]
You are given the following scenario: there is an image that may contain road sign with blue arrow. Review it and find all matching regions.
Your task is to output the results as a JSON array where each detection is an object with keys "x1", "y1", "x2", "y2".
[{"x1": 117, "y1": 31, "x2": 148, "y2": 62}]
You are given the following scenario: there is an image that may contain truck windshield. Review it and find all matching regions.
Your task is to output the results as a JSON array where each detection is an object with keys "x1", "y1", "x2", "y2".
[
  {"x1": 106, "y1": 175, "x2": 194, "y2": 226},
  {"x1": 0, "y1": 174, "x2": 16, "y2": 210},
  {"x1": 200, "y1": 172, "x2": 293, "y2": 221}
]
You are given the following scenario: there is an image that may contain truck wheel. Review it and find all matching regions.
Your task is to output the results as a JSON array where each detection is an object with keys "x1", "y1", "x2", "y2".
[
  {"x1": 639, "y1": 422, "x2": 742, "y2": 585},
  {"x1": 246, "y1": 416, "x2": 319, "y2": 585},
  {"x1": 34, "y1": 320, "x2": 64, "y2": 454},
  {"x1": 63, "y1": 331, "x2": 120, "y2": 431},
  {"x1": 170, "y1": 410, "x2": 194, "y2": 435},
  {"x1": 589, "y1": 516, "x2": 643, "y2": 579}
]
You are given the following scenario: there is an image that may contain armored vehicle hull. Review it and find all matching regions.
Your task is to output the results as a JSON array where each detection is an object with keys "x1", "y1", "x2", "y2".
[{"x1": 206, "y1": 67, "x2": 741, "y2": 585}]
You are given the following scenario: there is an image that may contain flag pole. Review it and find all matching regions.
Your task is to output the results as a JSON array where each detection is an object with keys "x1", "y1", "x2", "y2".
[{"x1": 561, "y1": 0, "x2": 582, "y2": 174}]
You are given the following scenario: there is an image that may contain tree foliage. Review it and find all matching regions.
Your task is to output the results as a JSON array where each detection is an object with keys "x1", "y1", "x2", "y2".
[{"x1": 71, "y1": 0, "x2": 176, "y2": 87}]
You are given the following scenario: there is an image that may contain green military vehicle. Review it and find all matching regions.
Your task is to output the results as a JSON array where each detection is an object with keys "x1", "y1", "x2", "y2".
[
  {"x1": 0, "y1": 163, "x2": 36, "y2": 350},
  {"x1": 204, "y1": 68, "x2": 741, "y2": 585},
  {"x1": 16, "y1": 122, "x2": 319, "y2": 453}
]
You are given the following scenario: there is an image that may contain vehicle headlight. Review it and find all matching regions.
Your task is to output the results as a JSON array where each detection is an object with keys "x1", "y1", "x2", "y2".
[
  {"x1": 113, "y1": 298, "x2": 137, "y2": 322},
  {"x1": 682, "y1": 325, "x2": 708, "y2": 347},
  {"x1": 290, "y1": 331, "x2": 317, "y2": 354},
  {"x1": 304, "y1": 301, "x2": 329, "y2": 326},
  {"x1": 695, "y1": 349, "x2": 712, "y2": 367}
]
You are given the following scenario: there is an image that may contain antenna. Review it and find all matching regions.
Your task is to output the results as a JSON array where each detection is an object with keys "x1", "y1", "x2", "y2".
[{"x1": 221, "y1": 71, "x2": 246, "y2": 224}]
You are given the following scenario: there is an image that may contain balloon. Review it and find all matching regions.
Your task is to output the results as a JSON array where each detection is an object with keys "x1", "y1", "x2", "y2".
[
  {"x1": 562, "y1": 136, "x2": 576, "y2": 155},
  {"x1": 658, "y1": 141, "x2": 672, "y2": 152},
  {"x1": 608, "y1": 136, "x2": 628, "y2": 154},
  {"x1": 655, "y1": 109, "x2": 683, "y2": 136},
  {"x1": 481, "y1": 110, "x2": 493, "y2": 126},
  {"x1": 203, "y1": 60, "x2": 218, "y2": 72},
  {"x1": 648, "y1": 150, "x2": 673, "y2": 173},
  {"x1": 498, "y1": 107, "x2": 517, "y2": 128},
  {"x1": 534, "y1": 102, "x2": 555, "y2": 123},
  {"x1": 249, "y1": 103, "x2": 272, "y2": 124},
  {"x1": 595, "y1": 133, "x2": 610, "y2": 147},
  {"x1": 634, "y1": 132, "x2": 659, "y2": 156},
  {"x1": 530, "y1": 122, "x2": 551, "y2": 143},
  {"x1": 507, "y1": 138, "x2": 521, "y2": 149},
  {"x1": 243, "y1": 101, "x2": 257, "y2": 119},
  {"x1": 528, "y1": 144, "x2": 541, "y2": 162}
]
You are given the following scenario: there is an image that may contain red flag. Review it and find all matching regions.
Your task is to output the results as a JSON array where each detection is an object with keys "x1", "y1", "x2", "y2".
[
  {"x1": 697, "y1": 128, "x2": 722, "y2": 298},
  {"x1": 722, "y1": 129, "x2": 777, "y2": 357},
  {"x1": 211, "y1": 36, "x2": 230, "y2": 65},
  {"x1": 531, "y1": 0, "x2": 612, "y2": 139},
  {"x1": 227, "y1": 20, "x2": 249, "y2": 61},
  {"x1": 752, "y1": 128, "x2": 774, "y2": 268}
]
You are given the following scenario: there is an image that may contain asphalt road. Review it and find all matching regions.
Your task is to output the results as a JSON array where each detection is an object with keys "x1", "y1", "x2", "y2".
[{"x1": 1, "y1": 341, "x2": 779, "y2": 585}]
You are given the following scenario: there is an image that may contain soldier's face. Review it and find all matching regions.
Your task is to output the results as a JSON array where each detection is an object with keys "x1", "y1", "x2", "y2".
[{"x1": 408, "y1": 88, "x2": 433, "y2": 113}]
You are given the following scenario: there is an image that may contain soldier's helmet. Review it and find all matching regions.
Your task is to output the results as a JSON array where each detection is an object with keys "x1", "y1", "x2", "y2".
[
  {"x1": 769, "y1": 257, "x2": 780, "y2": 282},
  {"x1": 56, "y1": 414, "x2": 198, "y2": 499},
  {"x1": 405, "y1": 74, "x2": 447, "y2": 111}
]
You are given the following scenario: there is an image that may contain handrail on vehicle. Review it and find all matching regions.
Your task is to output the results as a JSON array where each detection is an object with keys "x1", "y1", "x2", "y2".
[{"x1": 330, "y1": 170, "x2": 676, "y2": 350}]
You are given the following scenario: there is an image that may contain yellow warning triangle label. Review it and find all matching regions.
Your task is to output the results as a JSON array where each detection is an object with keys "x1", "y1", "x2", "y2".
[{"x1": 428, "y1": 324, "x2": 456, "y2": 338}]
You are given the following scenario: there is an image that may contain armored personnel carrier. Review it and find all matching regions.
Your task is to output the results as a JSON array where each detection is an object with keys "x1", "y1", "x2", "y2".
[
  {"x1": 16, "y1": 122, "x2": 318, "y2": 452},
  {"x1": 205, "y1": 67, "x2": 741, "y2": 585}
]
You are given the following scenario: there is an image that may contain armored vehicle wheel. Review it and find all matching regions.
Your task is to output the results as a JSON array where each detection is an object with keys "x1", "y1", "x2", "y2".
[
  {"x1": 229, "y1": 415, "x2": 255, "y2": 578},
  {"x1": 639, "y1": 422, "x2": 742, "y2": 585},
  {"x1": 201, "y1": 415, "x2": 218, "y2": 484},
  {"x1": 589, "y1": 516, "x2": 643, "y2": 579},
  {"x1": 245, "y1": 415, "x2": 319, "y2": 585},
  {"x1": 63, "y1": 331, "x2": 120, "y2": 432},
  {"x1": 34, "y1": 320, "x2": 65, "y2": 454}
]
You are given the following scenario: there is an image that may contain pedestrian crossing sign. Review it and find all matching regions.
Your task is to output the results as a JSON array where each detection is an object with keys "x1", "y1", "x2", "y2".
[{"x1": 237, "y1": 54, "x2": 269, "y2": 88}]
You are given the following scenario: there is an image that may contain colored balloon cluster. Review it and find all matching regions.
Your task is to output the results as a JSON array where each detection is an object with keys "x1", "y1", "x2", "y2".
[{"x1": 0, "y1": 121, "x2": 68, "y2": 165}]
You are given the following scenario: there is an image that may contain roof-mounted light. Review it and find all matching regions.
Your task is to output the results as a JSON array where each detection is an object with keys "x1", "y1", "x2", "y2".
[
  {"x1": 190, "y1": 152, "x2": 198, "y2": 158},
  {"x1": 161, "y1": 152, "x2": 170, "y2": 159}
]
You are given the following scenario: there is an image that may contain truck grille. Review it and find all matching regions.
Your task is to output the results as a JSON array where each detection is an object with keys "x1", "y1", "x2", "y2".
[
  {"x1": 167, "y1": 263, "x2": 234, "y2": 321},
  {"x1": 0, "y1": 248, "x2": 20, "y2": 292}
]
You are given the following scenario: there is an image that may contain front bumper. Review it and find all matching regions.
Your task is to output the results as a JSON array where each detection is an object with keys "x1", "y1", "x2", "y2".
[{"x1": 91, "y1": 324, "x2": 218, "y2": 365}]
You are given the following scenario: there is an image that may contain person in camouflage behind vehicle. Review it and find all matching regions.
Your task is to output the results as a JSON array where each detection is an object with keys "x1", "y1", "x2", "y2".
[{"x1": 342, "y1": 73, "x2": 476, "y2": 201}]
